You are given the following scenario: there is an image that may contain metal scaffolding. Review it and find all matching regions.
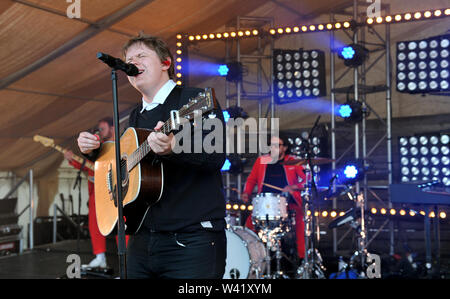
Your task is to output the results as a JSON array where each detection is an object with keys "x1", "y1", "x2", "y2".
[
  {"x1": 224, "y1": 16, "x2": 274, "y2": 201},
  {"x1": 329, "y1": 0, "x2": 394, "y2": 257}
]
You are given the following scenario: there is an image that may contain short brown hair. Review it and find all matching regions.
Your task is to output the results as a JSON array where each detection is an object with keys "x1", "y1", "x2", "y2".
[
  {"x1": 122, "y1": 33, "x2": 175, "y2": 80},
  {"x1": 98, "y1": 116, "x2": 113, "y2": 127}
]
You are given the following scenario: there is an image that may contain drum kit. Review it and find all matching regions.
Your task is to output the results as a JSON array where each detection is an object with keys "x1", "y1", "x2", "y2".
[{"x1": 223, "y1": 156, "x2": 333, "y2": 279}]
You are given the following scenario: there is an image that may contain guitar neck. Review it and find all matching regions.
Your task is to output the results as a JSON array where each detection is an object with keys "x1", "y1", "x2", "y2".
[
  {"x1": 52, "y1": 144, "x2": 95, "y2": 171},
  {"x1": 127, "y1": 118, "x2": 173, "y2": 171},
  {"x1": 127, "y1": 88, "x2": 215, "y2": 171}
]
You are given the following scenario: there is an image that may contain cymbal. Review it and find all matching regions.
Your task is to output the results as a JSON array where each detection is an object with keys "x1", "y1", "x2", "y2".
[{"x1": 283, "y1": 157, "x2": 335, "y2": 166}]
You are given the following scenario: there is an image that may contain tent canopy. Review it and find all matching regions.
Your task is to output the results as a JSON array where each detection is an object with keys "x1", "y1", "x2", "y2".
[{"x1": 0, "y1": 0, "x2": 449, "y2": 176}]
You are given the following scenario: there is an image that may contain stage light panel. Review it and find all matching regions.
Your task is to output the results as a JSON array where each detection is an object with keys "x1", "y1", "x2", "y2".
[
  {"x1": 396, "y1": 34, "x2": 450, "y2": 94},
  {"x1": 273, "y1": 49, "x2": 326, "y2": 104},
  {"x1": 398, "y1": 132, "x2": 450, "y2": 185}
]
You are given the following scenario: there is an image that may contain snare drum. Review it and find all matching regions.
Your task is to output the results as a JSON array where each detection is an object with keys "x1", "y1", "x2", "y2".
[
  {"x1": 252, "y1": 193, "x2": 288, "y2": 221},
  {"x1": 223, "y1": 226, "x2": 266, "y2": 279}
]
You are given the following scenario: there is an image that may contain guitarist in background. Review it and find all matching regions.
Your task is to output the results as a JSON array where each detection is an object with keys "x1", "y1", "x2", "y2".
[
  {"x1": 65, "y1": 117, "x2": 119, "y2": 269},
  {"x1": 77, "y1": 34, "x2": 227, "y2": 279}
]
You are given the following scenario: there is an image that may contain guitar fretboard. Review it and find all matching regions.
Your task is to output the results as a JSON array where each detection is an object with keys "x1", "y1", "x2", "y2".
[
  {"x1": 52, "y1": 144, "x2": 95, "y2": 171},
  {"x1": 127, "y1": 118, "x2": 175, "y2": 171}
]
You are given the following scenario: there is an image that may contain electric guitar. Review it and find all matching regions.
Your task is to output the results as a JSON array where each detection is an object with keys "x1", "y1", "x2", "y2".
[
  {"x1": 94, "y1": 88, "x2": 219, "y2": 236},
  {"x1": 33, "y1": 134, "x2": 95, "y2": 172}
]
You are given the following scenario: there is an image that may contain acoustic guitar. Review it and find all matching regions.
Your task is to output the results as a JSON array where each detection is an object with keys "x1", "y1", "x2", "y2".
[
  {"x1": 33, "y1": 134, "x2": 95, "y2": 172},
  {"x1": 94, "y1": 88, "x2": 218, "y2": 236}
]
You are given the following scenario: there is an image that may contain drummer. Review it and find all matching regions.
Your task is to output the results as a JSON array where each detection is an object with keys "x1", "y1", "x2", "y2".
[{"x1": 241, "y1": 134, "x2": 306, "y2": 260}]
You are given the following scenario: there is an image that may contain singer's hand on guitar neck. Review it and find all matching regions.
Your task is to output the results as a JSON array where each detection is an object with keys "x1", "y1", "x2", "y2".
[
  {"x1": 147, "y1": 121, "x2": 174, "y2": 155},
  {"x1": 77, "y1": 132, "x2": 100, "y2": 154}
]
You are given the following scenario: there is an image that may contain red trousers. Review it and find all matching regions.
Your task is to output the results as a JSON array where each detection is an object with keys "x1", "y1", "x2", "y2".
[
  {"x1": 69, "y1": 160, "x2": 128, "y2": 255},
  {"x1": 89, "y1": 192, "x2": 129, "y2": 254},
  {"x1": 245, "y1": 203, "x2": 305, "y2": 259},
  {"x1": 88, "y1": 191, "x2": 106, "y2": 255}
]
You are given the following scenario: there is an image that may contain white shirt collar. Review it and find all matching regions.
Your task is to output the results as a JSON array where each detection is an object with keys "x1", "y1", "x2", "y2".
[{"x1": 140, "y1": 80, "x2": 177, "y2": 113}]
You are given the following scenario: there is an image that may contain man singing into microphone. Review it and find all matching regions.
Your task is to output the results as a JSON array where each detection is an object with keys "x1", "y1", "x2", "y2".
[{"x1": 77, "y1": 33, "x2": 227, "y2": 279}]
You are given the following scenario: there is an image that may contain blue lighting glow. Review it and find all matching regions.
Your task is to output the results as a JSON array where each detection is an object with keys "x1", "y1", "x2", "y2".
[
  {"x1": 221, "y1": 159, "x2": 231, "y2": 171},
  {"x1": 340, "y1": 46, "x2": 355, "y2": 59},
  {"x1": 218, "y1": 65, "x2": 229, "y2": 76},
  {"x1": 223, "y1": 110, "x2": 230, "y2": 122},
  {"x1": 343, "y1": 165, "x2": 358, "y2": 179},
  {"x1": 338, "y1": 104, "x2": 352, "y2": 118}
]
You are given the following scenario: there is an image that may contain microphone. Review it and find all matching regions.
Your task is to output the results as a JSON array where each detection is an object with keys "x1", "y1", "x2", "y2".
[{"x1": 97, "y1": 52, "x2": 140, "y2": 76}]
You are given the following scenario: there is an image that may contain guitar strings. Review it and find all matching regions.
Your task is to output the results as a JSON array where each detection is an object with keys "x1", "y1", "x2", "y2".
[{"x1": 127, "y1": 91, "x2": 209, "y2": 171}]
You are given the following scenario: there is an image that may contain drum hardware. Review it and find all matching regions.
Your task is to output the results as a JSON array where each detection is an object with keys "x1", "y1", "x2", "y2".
[
  {"x1": 327, "y1": 182, "x2": 371, "y2": 278},
  {"x1": 296, "y1": 248, "x2": 327, "y2": 279},
  {"x1": 250, "y1": 193, "x2": 292, "y2": 278},
  {"x1": 294, "y1": 115, "x2": 327, "y2": 279},
  {"x1": 257, "y1": 225, "x2": 289, "y2": 279},
  {"x1": 350, "y1": 191, "x2": 370, "y2": 276}
]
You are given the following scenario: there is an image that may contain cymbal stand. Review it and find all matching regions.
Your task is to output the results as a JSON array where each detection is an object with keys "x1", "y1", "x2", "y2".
[
  {"x1": 348, "y1": 191, "x2": 369, "y2": 276},
  {"x1": 263, "y1": 226, "x2": 272, "y2": 278},
  {"x1": 272, "y1": 226, "x2": 289, "y2": 279},
  {"x1": 296, "y1": 165, "x2": 326, "y2": 279},
  {"x1": 296, "y1": 115, "x2": 326, "y2": 279}
]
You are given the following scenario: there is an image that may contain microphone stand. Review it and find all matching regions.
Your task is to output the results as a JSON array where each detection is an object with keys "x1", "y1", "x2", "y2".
[
  {"x1": 110, "y1": 69, "x2": 127, "y2": 279},
  {"x1": 73, "y1": 158, "x2": 87, "y2": 255},
  {"x1": 97, "y1": 52, "x2": 139, "y2": 279}
]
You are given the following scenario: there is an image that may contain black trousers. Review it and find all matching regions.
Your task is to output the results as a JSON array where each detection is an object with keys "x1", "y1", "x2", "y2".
[{"x1": 126, "y1": 227, "x2": 227, "y2": 279}]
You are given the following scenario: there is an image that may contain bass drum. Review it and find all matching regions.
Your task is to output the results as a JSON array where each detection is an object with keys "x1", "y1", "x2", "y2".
[{"x1": 223, "y1": 226, "x2": 266, "y2": 279}]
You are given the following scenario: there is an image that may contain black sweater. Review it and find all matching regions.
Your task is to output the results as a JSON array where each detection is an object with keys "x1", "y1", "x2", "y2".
[{"x1": 127, "y1": 86, "x2": 226, "y2": 232}]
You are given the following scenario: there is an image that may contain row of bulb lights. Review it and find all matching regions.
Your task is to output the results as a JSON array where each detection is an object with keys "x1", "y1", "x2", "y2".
[
  {"x1": 174, "y1": 8, "x2": 449, "y2": 85},
  {"x1": 268, "y1": 9, "x2": 450, "y2": 36},
  {"x1": 225, "y1": 203, "x2": 447, "y2": 219},
  {"x1": 180, "y1": 9, "x2": 450, "y2": 41}
]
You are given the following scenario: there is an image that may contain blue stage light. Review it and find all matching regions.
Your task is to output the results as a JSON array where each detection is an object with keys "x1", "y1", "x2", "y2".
[
  {"x1": 338, "y1": 104, "x2": 352, "y2": 118},
  {"x1": 338, "y1": 101, "x2": 364, "y2": 123},
  {"x1": 221, "y1": 159, "x2": 231, "y2": 171},
  {"x1": 218, "y1": 64, "x2": 229, "y2": 76},
  {"x1": 340, "y1": 46, "x2": 356, "y2": 59},
  {"x1": 223, "y1": 110, "x2": 231, "y2": 123},
  {"x1": 344, "y1": 165, "x2": 359, "y2": 179},
  {"x1": 337, "y1": 44, "x2": 369, "y2": 67}
]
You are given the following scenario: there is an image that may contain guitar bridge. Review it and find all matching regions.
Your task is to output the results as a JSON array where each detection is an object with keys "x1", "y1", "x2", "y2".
[{"x1": 107, "y1": 163, "x2": 117, "y2": 207}]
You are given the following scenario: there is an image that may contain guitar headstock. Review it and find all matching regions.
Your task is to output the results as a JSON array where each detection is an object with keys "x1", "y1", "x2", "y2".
[
  {"x1": 33, "y1": 134, "x2": 55, "y2": 147},
  {"x1": 178, "y1": 87, "x2": 218, "y2": 122}
]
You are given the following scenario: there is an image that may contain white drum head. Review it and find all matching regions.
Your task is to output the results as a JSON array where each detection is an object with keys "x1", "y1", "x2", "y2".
[{"x1": 223, "y1": 229, "x2": 251, "y2": 279}]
